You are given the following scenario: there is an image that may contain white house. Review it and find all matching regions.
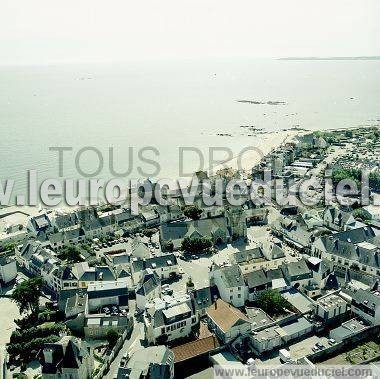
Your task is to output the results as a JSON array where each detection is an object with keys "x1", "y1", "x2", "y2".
[
  {"x1": 209, "y1": 264, "x2": 247, "y2": 307},
  {"x1": 348, "y1": 287, "x2": 380, "y2": 326},
  {"x1": 136, "y1": 269, "x2": 161, "y2": 311},
  {"x1": 206, "y1": 299, "x2": 251, "y2": 343},
  {"x1": 144, "y1": 294, "x2": 199, "y2": 344}
]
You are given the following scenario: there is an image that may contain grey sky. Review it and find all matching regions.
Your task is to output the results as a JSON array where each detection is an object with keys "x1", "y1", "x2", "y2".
[{"x1": 1, "y1": 0, "x2": 379, "y2": 64}]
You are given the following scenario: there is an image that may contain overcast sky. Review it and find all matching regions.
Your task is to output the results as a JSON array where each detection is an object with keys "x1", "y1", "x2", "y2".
[{"x1": 1, "y1": 0, "x2": 379, "y2": 64}]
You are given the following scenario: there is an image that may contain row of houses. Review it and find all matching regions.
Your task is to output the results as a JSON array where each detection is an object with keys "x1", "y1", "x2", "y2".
[{"x1": 210, "y1": 256, "x2": 332, "y2": 307}]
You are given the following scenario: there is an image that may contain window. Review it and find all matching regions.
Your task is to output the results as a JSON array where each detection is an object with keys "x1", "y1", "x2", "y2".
[
  {"x1": 238, "y1": 294, "x2": 241, "y2": 298},
  {"x1": 161, "y1": 328, "x2": 165, "y2": 335}
]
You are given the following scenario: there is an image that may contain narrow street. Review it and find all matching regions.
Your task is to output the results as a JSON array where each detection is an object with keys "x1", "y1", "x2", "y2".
[{"x1": 105, "y1": 301, "x2": 144, "y2": 379}]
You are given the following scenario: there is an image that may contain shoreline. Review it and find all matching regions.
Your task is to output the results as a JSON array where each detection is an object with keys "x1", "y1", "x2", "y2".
[
  {"x1": 209, "y1": 129, "x2": 306, "y2": 176},
  {"x1": 0, "y1": 129, "x2": 308, "y2": 215}
]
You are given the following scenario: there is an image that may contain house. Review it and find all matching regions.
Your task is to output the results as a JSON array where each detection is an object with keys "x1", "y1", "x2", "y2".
[
  {"x1": 27, "y1": 213, "x2": 52, "y2": 236},
  {"x1": 84, "y1": 315, "x2": 130, "y2": 339},
  {"x1": 243, "y1": 269, "x2": 272, "y2": 301},
  {"x1": 117, "y1": 346, "x2": 174, "y2": 379},
  {"x1": 54, "y1": 265, "x2": 79, "y2": 292},
  {"x1": 0, "y1": 256, "x2": 17, "y2": 284},
  {"x1": 144, "y1": 294, "x2": 199, "y2": 344},
  {"x1": 65, "y1": 292, "x2": 86, "y2": 319},
  {"x1": 281, "y1": 258, "x2": 313, "y2": 290},
  {"x1": 160, "y1": 217, "x2": 230, "y2": 250},
  {"x1": 306, "y1": 256, "x2": 332, "y2": 288},
  {"x1": 40, "y1": 336, "x2": 94, "y2": 379},
  {"x1": 66, "y1": 281, "x2": 131, "y2": 338},
  {"x1": 345, "y1": 287, "x2": 380, "y2": 325},
  {"x1": 271, "y1": 215, "x2": 313, "y2": 251},
  {"x1": 209, "y1": 264, "x2": 246, "y2": 307},
  {"x1": 323, "y1": 206, "x2": 360, "y2": 231},
  {"x1": 190, "y1": 286, "x2": 214, "y2": 317},
  {"x1": 311, "y1": 226, "x2": 380, "y2": 276},
  {"x1": 136, "y1": 269, "x2": 161, "y2": 311},
  {"x1": 130, "y1": 253, "x2": 179, "y2": 285},
  {"x1": 250, "y1": 324, "x2": 284, "y2": 354},
  {"x1": 129, "y1": 237, "x2": 152, "y2": 259},
  {"x1": 206, "y1": 299, "x2": 251, "y2": 344},
  {"x1": 230, "y1": 246, "x2": 265, "y2": 266},
  {"x1": 156, "y1": 204, "x2": 184, "y2": 223},
  {"x1": 16, "y1": 240, "x2": 43, "y2": 270},
  {"x1": 172, "y1": 334, "x2": 219, "y2": 377},
  {"x1": 141, "y1": 208, "x2": 160, "y2": 227},
  {"x1": 72, "y1": 262, "x2": 116, "y2": 289}
]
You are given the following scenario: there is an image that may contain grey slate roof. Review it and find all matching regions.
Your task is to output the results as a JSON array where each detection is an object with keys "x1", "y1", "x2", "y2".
[
  {"x1": 317, "y1": 227, "x2": 380, "y2": 269},
  {"x1": 281, "y1": 258, "x2": 312, "y2": 280},
  {"x1": 232, "y1": 247, "x2": 264, "y2": 264},
  {"x1": 244, "y1": 268, "x2": 270, "y2": 289},
  {"x1": 219, "y1": 265, "x2": 245, "y2": 288},
  {"x1": 160, "y1": 217, "x2": 229, "y2": 244},
  {"x1": 131, "y1": 253, "x2": 178, "y2": 273},
  {"x1": 136, "y1": 270, "x2": 160, "y2": 296},
  {"x1": 192, "y1": 286, "x2": 213, "y2": 311}
]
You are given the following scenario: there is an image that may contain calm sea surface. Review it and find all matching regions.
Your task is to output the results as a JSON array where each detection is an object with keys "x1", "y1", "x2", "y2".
[{"x1": 0, "y1": 58, "x2": 379, "y2": 201}]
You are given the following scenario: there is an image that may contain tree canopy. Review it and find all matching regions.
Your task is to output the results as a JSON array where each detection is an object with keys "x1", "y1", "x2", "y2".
[
  {"x1": 183, "y1": 205, "x2": 203, "y2": 220},
  {"x1": 11, "y1": 276, "x2": 43, "y2": 317},
  {"x1": 59, "y1": 244, "x2": 83, "y2": 263},
  {"x1": 253, "y1": 289, "x2": 290, "y2": 316},
  {"x1": 106, "y1": 328, "x2": 119, "y2": 348},
  {"x1": 352, "y1": 208, "x2": 372, "y2": 221},
  {"x1": 181, "y1": 236, "x2": 212, "y2": 253}
]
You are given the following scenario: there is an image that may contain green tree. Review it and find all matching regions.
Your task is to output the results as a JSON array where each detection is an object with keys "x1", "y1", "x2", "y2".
[
  {"x1": 183, "y1": 205, "x2": 203, "y2": 220},
  {"x1": 11, "y1": 276, "x2": 43, "y2": 318},
  {"x1": 142, "y1": 228, "x2": 157, "y2": 242},
  {"x1": 253, "y1": 289, "x2": 290, "y2": 316},
  {"x1": 181, "y1": 236, "x2": 212, "y2": 253},
  {"x1": 162, "y1": 239, "x2": 174, "y2": 252},
  {"x1": 59, "y1": 244, "x2": 83, "y2": 263},
  {"x1": 352, "y1": 208, "x2": 372, "y2": 222},
  {"x1": 332, "y1": 168, "x2": 361, "y2": 187},
  {"x1": 106, "y1": 328, "x2": 119, "y2": 348}
]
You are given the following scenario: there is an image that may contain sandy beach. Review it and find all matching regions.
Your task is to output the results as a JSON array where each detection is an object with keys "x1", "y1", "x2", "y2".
[{"x1": 209, "y1": 129, "x2": 306, "y2": 176}]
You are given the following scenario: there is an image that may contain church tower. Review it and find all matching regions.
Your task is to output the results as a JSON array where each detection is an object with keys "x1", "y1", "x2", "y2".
[{"x1": 226, "y1": 205, "x2": 247, "y2": 240}]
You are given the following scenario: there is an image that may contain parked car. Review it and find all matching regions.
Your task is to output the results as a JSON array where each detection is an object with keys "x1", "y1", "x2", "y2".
[
  {"x1": 312, "y1": 345, "x2": 320, "y2": 352},
  {"x1": 328, "y1": 338, "x2": 336, "y2": 345},
  {"x1": 316, "y1": 342, "x2": 325, "y2": 350}
]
